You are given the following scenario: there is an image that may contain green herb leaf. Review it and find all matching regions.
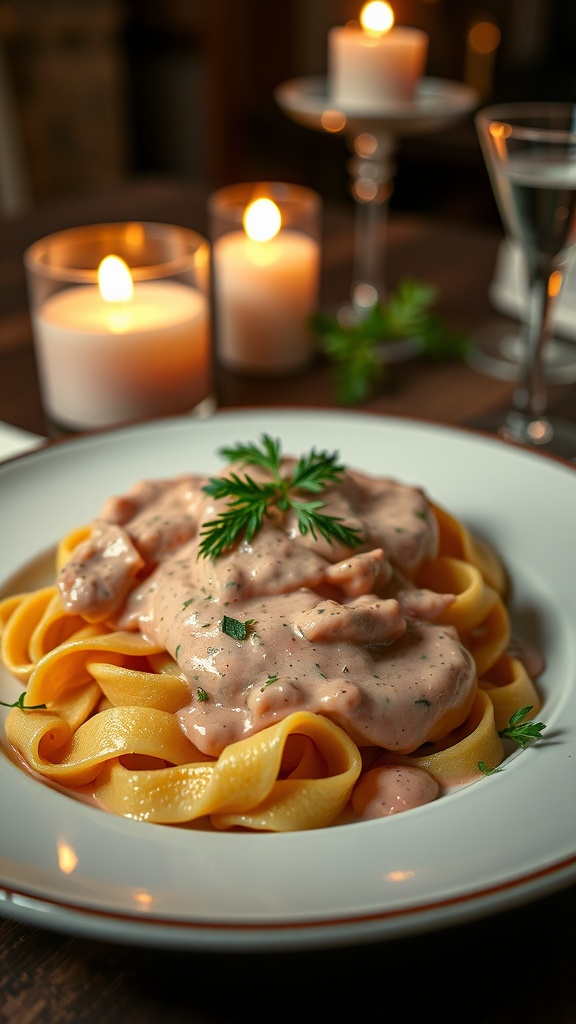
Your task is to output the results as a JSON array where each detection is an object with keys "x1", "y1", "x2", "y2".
[
  {"x1": 219, "y1": 435, "x2": 282, "y2": 475},
  {"x1": 290, "y1": 447, "x2": 346, "y2": 492},
  {"x1": 498, "y1": 705, "x2": 546, "y2": 749},
  {"x1": 310, "y1": 277, "x2": 469, "y2": 405},
  {"x1": 199, "y1": 502, "x2": 269, "y2": 560},
  {"x1": 479, "y1": 707, "x2": 546, "y2": 776},
  {"x1": 478, "y1": 760, "x2": 504, "y2": 775},
  {"x1": 0, "y1": 692, "x2": 47, "y2": 710},
  {"x1": 198, "y1": 435, "x2": 363, "y2": 559},
  {"x1": 260, "y1": 674, "x2": 279, "y2": 691},
  {"x1": 221, "y1": 615, "x2": 255, "y2": 641},
  {"x1": 196, "y1": 687, "x2": 209, "y2": 703},
  {"x1": 291, "y1": 500, "x2": 362, "y2": 547}
]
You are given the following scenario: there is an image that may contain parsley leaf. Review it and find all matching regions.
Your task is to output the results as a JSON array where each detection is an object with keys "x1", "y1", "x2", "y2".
[
  {"x1": 478, "y1": 760, "x2": 504, "y2": 776},
  {"x1": 498, "y1": 705, "x2": 546, "y2": 749},
  {"x1": 478, "y1": 705, "x2": 546, "y2": 775},
  {"x1": 0, "y1": 692, "x2": 47, "y2": 710},
  {"x1": 198, "y1": 435, "x2": 363, "y2": 559},
  {"x1": 222, "y1": 615, "x2": 255, "y2": 641}
]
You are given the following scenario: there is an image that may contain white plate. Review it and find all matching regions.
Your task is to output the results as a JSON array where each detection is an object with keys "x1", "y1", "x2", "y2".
[{"x1": 1, "y1": 409, "x2": 575, "y2": 951}]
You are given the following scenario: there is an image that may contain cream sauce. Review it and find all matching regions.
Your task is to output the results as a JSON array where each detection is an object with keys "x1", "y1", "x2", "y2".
[{"x1": 57, "y1": 461, "x2": 477, "y2": 766}]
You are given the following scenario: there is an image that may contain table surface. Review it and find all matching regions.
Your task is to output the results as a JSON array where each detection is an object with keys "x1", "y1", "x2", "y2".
[{"x1": 1, "y1": 177, "x2": 575, "y2": 1024}]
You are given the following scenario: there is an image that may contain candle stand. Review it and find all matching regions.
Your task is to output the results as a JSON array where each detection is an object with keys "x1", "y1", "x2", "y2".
[{"x1": 276, "y1": 76, "x2": 477, "y2": 324}]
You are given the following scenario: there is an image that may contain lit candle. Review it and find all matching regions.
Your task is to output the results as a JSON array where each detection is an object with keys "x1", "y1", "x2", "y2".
[
  {"x1": 328, "y1": 1, "x2": 428, "y2": 110},
  {"x1": 212, "y1": 195, "x2": 320, "y2": 375},
  {"x1": 32, "y1": 255, "x2": 211, "y2": 430}
]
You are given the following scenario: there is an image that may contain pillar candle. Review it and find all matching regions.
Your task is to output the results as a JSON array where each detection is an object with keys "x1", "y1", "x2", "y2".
[
  {"x1": 213, "y1": 199, "x2": 320, "y2": 375},
  {"x1": 329, "y1": 1, "x2": 428, "y2": 110},
  {"x1": 33, "y1": 279, "x2": 211, "y2": 430}
]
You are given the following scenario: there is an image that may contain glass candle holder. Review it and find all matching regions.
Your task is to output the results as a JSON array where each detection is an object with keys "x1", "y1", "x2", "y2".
[
  {"x1": 24, "y1": 222, "x2": 213, "y2": 433},
  {"x1": 208, "y1": 182, "x2": 321, "y2": 376}
]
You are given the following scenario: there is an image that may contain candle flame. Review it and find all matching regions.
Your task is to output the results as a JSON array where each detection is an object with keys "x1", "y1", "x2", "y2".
[
  {"x1": 98, "y1": 255, "x2": 134, "y2": 303},
  {"x1": 360, "y1": 1, "x2": 394, "y2": 35},
  {"x1": 243, "y1": 198, "x2": 282, "y2": 242}
]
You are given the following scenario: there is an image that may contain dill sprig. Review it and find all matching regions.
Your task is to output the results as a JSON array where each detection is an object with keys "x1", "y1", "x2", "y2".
[{"x1": 198, "y1": 434, "x2": 363, "y2": 560}]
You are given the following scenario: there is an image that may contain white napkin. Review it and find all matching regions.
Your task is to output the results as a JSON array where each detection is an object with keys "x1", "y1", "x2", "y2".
[
  {"x1": 490, "y1": 239, "x2": 576, "y2": 340},
  {"x1": 0, "y1": 421, "x2": 45, "y2": 462}
]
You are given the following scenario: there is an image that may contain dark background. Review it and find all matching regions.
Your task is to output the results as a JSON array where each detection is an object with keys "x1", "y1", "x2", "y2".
[{"x1": 2, "y1": 0, "x2": 576, "y2": 225}]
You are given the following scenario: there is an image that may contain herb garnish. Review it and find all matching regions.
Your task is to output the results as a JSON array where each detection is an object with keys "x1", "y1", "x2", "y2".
[
  {"x1": 498, "y1": 705, "x2": 546, "y2": 749},
  {"x1": 260, "y1": 674, "x2": 279, "y2": 691},
  {"x1": 478, "y1": 760, "x2": 503, "y2": 776},
  {"x1": 310, "y1": 278, "x2": 468, "y2": 404},
  {"x1": 0, "y1": 692, "x2": 47, "y2": 710},
  {"x1": 222, "y1": 615, "x2": 255, "y2": 641},
  {"x1": 198, "y1": 435, "x2": 363, "y2": 560},
  {"x1": 478, "y1": 705, "x2": 546, "y2": 775}
]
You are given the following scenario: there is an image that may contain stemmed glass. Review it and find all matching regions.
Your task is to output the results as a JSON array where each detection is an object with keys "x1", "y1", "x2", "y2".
[
  {"x1": 474, "y1": 102, "x2": 576, "y2": 458},
  {"x1": 275, "y1": 75, "x2": 477, "y2": 322}
]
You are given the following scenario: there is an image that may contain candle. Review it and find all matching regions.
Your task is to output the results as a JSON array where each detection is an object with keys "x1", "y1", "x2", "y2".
[
  {"x1": 328, "y1": 1, "x2": 428, "y2": 110},
  {"x1": 33, "y1": 262, "x2": 211, "y2": 430},
  {"x1": 211, "y1": 191, "x2": 320, "y2": 375},
  {"x1": 25, "y1": 223, "x2": 213, "y2": 432}
]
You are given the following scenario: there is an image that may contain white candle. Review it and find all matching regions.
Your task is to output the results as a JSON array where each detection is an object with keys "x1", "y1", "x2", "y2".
[
  {"x1": 33, "y1": 277, "x2": 211, "y2": 429},
  {"x1": 213, "y1": 198, "x2": 320, "y2": 375},
  {"x1": 329, "y1": 1, "x2": 428, "y2": 110}
]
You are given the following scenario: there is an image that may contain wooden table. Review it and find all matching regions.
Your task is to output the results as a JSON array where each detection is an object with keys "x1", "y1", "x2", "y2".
[{"x1": 1, "y1": 178, "x2": 575, "y2": 1024}]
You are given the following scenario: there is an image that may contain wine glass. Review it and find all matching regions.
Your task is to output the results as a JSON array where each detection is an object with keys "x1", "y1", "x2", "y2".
[{"x1": 474, "y1": 102, "x2": 576, "y2": 458}]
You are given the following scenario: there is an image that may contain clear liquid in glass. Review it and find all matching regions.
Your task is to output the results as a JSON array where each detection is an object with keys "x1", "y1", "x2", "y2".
[{"x1": 496, "y1": 150, "x2": 576, "y2": 264}]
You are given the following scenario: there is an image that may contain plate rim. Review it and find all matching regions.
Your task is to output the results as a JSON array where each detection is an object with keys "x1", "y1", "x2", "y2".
[{"x1": 3, "y1": 851, "x2": 576, "y2": 952}]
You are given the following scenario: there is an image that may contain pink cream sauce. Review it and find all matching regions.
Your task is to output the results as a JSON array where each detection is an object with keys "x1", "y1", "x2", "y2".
[{"x1": 58, "y1": 462, "x2": 478, "y2": 819}]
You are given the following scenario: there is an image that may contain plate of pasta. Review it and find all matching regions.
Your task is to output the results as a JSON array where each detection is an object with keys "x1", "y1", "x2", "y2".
[{"x1": 1, "y1": 408, "x2": 575, "y2": 951}]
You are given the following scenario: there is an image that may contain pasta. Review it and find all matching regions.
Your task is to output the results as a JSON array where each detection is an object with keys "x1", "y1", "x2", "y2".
[{"x1": 0, "y1": 440, "x2": 543, "y2": 831}]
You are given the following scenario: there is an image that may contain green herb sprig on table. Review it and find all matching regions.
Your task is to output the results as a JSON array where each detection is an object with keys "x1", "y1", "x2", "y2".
[
  {"x1": 311, "y1": 278, "x2": 469, "y2": 405},
  {"x1": 198, "y1": 434, "x2": 363, "y2": 560}
]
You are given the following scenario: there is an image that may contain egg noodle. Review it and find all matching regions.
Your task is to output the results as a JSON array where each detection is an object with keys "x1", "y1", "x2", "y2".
[{"x1": 0, "y1": 443, "x2": 542, "y2": 831}]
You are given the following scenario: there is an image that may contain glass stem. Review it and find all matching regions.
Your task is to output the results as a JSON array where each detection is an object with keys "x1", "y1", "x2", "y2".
[
  {"x1": 512, "y1": 260, "x2": 560, "y2": 429},
  {"x1": 347, "y1": 132, "x2": 396, "y2": 319}
]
